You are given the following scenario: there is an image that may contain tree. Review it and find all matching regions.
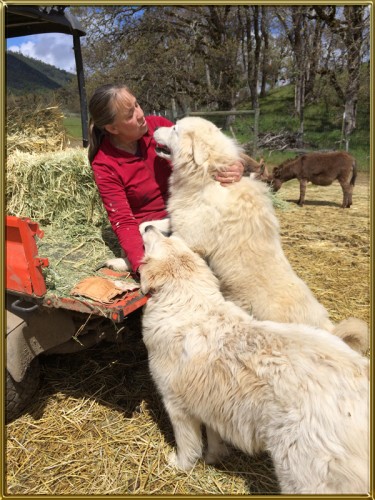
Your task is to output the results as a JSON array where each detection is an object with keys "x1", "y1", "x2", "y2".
[
  {"x1": 73, "y1": 4, "x2": 369, "y2": 143},
  {"x1": 275, "y1": 6, "x2": 325, "y2": 146},
  {"x1": 314, "y1": 5, "x2": 369, "y2": 149},
  {"x1": 75, "y1": 6, "x2": 243, "y2": 116},
  {"x1": 237, "y1": 6, "x2": 262, "y2": 111},
  {"x1": 259, "y1": 6, "x2": 270, "y2": 97}
]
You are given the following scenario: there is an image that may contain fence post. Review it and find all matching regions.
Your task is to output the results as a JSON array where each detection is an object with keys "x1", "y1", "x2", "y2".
[
  {"x1": 171, "y1": 98, "x2": 177, "y2": 121},
  {"x1": 253, "y1": 106, "x2": 260, "y2": 154}
]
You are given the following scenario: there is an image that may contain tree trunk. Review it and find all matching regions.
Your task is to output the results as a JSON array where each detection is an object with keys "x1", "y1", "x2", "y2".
[
  {"x1": 260, "y1": 6, "x2": 269, "y2": 97},
  {"x1": 342, "y1": 6, "x2": 363, "y2": 142},
  {"x1": 315, "y1": 5, "x2": 367, "y2": 147},
  {"x1": 277, "y1": 7, "x2": 308, "y2": 146}
]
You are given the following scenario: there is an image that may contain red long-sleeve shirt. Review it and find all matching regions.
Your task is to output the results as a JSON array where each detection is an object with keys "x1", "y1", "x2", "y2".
[{"x1": 91, "y1": 115, "x2": 173, "y2": 272}]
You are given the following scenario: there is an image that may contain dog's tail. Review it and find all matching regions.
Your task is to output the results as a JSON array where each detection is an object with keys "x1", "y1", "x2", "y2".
[{"x1": 333, "y1": 317, "x2": 369, "y2": 355}]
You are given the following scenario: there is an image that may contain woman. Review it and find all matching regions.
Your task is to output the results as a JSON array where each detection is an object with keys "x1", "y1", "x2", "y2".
[{"x1": 89, "y1": 83, "x2": 243, "y2": 273}]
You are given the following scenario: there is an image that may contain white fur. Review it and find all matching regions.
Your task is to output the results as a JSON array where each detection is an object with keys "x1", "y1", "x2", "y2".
[
  {"x1": 103, "y1": 218, "x2": 171, "y2": 272},
  {"x1": 140, "y1": 227, "x2": 369, "y2": 494},
  {"x1": 154, "y1": 117, "x2": 368, "y2": 352}
]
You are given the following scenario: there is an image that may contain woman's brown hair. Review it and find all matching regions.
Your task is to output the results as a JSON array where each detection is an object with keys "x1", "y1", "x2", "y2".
[{"x1": 88, "y1": 83, "x2": 134, "y2": 164}]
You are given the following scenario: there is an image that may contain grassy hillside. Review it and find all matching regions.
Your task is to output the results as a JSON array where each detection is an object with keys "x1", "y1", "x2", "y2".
[
  {"x1": 6, "y1": 51, "x2": 74, "y2": 95},
  {"x1": 232, "y1": 69, "x2": 370, "y2": 171},
  {"x1": 63, "y1": 72, "x2": 370, "y2": 172}
]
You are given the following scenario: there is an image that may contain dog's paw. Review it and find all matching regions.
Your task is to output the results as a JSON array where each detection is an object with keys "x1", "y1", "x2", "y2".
[
  {"x1": 168, "y1": 450, "x2": 179, "y2": 468},
  {"x1": 168, "y1": 450, "x2": 195, "y2": 471},
  {"x1": 100, "y1": 258, "x2": 130, "y2": 272}
]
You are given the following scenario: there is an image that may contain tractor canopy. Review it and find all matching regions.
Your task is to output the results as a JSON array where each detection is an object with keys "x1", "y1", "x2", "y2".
[{"x1": 6, "y1": 5, "x2": 88, "y2": 147}]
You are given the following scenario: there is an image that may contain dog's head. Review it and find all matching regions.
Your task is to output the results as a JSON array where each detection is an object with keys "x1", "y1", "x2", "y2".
[
  {"x1": 140, "y1": 225, "x2": 215, "y2": 294},
  {"x1": 154, "y1": 117, "x2": 241, "y2": 179}
]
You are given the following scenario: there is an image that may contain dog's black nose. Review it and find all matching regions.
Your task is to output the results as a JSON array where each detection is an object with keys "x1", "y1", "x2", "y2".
[{"x1": 144, "y1": 225, "x2": 154, "y2": 232}]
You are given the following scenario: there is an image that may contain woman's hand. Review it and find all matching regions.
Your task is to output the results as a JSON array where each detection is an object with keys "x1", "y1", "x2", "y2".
[{"x1": 215, "y1": 160, "x2": 244, "y2": 186}]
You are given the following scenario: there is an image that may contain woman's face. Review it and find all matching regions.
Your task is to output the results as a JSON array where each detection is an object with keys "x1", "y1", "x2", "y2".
[{"x1": 105, "y1": 89, "x2": 148, "y2": 142}]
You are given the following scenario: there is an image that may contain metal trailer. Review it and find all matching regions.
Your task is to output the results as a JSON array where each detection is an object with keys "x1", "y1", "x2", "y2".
[
  {"x1": 5, "y1": 7, "x2": 147, "y2": 422},
  {"x1": 6, "y1": 215, "x2": 147, "y2": 423}
]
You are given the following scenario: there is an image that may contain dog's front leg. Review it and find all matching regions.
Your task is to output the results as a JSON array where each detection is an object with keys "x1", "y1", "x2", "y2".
[
  {"x1": 205, "y1": 426, "x2": 230, "y2": 464},
  {"x1": 172, "y1": 230, "x2": 210, "y2": 259},
  {"x1": 166, "y1": 405, "x2": 203, "y2": 470}
]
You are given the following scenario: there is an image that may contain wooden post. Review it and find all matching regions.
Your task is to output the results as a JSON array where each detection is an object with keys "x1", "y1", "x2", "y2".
[
  {"x1": 171, "y1": 98, "x2": 177, "y2": 121},
  {"x1": 253, "y1": 106, "x2": 260, "y2": 154}
]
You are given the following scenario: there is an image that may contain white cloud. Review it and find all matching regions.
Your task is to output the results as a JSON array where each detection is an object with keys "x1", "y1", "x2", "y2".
[{"x1": 8, "y1": 33, "x2": 77, "y2": 73}]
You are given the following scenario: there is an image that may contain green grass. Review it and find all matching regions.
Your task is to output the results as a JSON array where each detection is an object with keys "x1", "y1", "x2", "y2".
[
  {"x1": 232, "y1": 75, "x2": 370, "y2": 171},
  {"x1": 64, "y1": 114, "x2": 82, "y2": 139}
]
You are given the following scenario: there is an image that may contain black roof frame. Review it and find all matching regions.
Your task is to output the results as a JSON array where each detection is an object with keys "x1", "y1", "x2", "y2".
[{"x1": 6, "y1": 5, "x2": 88, "y2": 147}]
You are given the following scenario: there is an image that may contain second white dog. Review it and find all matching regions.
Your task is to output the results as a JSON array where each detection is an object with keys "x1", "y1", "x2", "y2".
[{"x1": 140, "y1": 226, "x2": 369, "y2": 494}]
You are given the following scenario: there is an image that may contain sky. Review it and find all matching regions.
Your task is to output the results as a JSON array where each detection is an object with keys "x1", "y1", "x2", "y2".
[{"x1": 7, "y1": 33, "x2": 77, "y2": 73}]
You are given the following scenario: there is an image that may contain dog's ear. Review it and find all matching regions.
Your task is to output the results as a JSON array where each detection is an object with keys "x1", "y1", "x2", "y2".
[
  {"x1": 139, "y1": 261, "x2": 168, "y2": 294},
  {"x1": 139, "y1": 264, "x2": 152, "y2": 294},
  {"x1": 191, "y1": 134, "x2": 210, "y2": 165}
]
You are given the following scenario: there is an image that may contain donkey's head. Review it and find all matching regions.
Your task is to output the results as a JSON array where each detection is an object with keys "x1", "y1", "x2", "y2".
[{"x1": 268, "y1": 165, "x2": 284, "y2": 191}]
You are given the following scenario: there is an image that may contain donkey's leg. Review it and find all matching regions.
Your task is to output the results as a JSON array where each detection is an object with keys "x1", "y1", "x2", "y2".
[
  {"x1": 340, "y1": 181, "x2": 351, "y2": 208},
  {"x1": 347, "y1": 183, "x2": 354, "y2": 207},
  {"x1": 298, "y1": 179, "x2": 308, "y2": 206}
]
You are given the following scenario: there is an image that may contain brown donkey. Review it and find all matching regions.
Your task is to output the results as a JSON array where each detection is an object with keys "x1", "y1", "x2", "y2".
[{"x1": 270, "y1": 151, "x2": 357, "y2": 208}]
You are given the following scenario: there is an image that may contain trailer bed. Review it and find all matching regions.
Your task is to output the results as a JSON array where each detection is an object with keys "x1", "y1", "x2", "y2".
[{"x1": 6, "y1": 215, "x2": 147, "y2": 322}]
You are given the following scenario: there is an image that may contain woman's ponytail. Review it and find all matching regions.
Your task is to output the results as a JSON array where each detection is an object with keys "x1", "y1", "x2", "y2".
[{"x1": 88, "y1": 118, "x2": 104, "y2": 164}]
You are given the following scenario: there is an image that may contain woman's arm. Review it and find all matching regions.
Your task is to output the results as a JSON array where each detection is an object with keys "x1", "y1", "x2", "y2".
[{"x1": 92, "y1": 163, "x2": 144, "y2": 272}]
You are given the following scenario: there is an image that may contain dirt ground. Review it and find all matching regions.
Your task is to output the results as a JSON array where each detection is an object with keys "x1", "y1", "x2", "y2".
[
  {"x1": 275, "y1": 172, "x2": 370, "y2": 325},
  {"x1": 5, "y1": 173, "x2": 371, "y2": 495}
]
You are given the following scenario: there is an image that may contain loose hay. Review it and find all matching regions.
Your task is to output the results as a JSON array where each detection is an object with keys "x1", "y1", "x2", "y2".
[
  {"x1": 5, "y1": 144, "x2": 370, "y2": 495},
  {"x1": 6, "y1": 338, "x2": 280, "y2": 495},
  {"x1": 37, "y1": 225, "x2": 121, "y2": 298},
  {"x1": 273, "y1": 175, "x2": 370, "y2": 324}
]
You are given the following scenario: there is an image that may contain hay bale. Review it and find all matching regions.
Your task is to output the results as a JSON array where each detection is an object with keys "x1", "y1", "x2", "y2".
[
  {"x1": 6, "y1": 148, "x2": 116, "y2": 295},
  {"x1": 7, "y1": 96, "x2": 67, "y2": 153},
  {"x1": 6, "y1": 148, "x2": 106, "y2": 228}
]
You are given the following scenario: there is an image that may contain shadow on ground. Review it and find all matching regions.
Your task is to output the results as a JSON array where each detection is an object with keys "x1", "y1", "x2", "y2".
[{"x1": 17, "y1": 309, "x2": 280, "y2": 495}]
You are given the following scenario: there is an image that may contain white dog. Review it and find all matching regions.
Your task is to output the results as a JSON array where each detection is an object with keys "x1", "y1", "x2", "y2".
[
  {"x1": 154, "y1": 117, "x2": 368, "y2": 353},
  {"x1": 97, "y1": 217, "x2": 171, "y2": 272},
  {"x1": 140, "y1": 226, "x2": 369, "y2": 494}
]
